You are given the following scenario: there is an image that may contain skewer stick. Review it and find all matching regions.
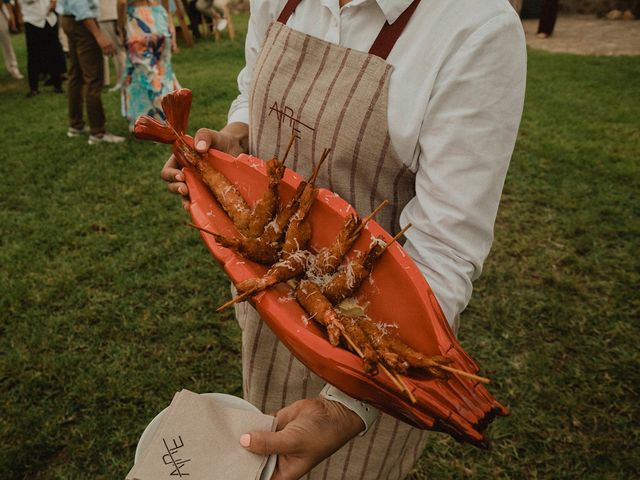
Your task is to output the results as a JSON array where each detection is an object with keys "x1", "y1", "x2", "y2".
[
  {"x1": 361, "y1": 200, "x2": 389, "y2": 224},
  {"x1": 438, "y1": 365, "x2": 491, "y2": 384},
  {"x1": 184, "y1": 222, "x2": 266, "y2": 312},
  {"x1": 353, "y1": 200, "x2": 389, "y2": 236},
  {"x1": 216, "y1": 287, "x2": 260, "y2": 312},
  {"x1": 339, "y1": 328, "x2": 416, "y2": 404},
  {"x1": 308, "y1": 148, "x2": 330, "y2": 186},
  {"x1": 169, "y1": 125, "x2": 193, "y2": 152},
  {"x1": 281, "y1": 133, "x2": 297, "y2": 165},
  {"x1": 387, "y1": 223, "x2": 412, "y2": 247},
  {"x1": 186, "y1": 221, "x2": 218, "y2": 237},
  {"x1": 380, "y1": 365, "x2": 417, "y2": 404}
]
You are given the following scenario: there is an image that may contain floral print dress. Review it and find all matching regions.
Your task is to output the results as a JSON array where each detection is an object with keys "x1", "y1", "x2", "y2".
[{"x1": 122, "y1": 2, "x2": 180, "y2": 128}]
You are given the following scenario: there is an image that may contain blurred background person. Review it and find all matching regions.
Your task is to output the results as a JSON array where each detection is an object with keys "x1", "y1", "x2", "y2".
[
  {"x1": 118, "y1": 0, "x2": 180, "y2": 131},
  {"x1": 19, "y1": 0, "x2": 66, "y2": 96},
  {"x1": 0, "y1": 0, "x2": 23, "y2": 79},
  {"x1": 99, "y1": 0, "x2": 125, "y2": 91},
  {"x1": 186, "y1": 0, "x2": 201, "y2": 40},
  {"x1": 59, "y1": 0, "x2": 125, "y2": 143},
  {"x1": 194, "y1": 0, "x2": 234, "y2": 39},
  {"x1": 537, "y1": 0, "x2": 558, "y2": 38}
]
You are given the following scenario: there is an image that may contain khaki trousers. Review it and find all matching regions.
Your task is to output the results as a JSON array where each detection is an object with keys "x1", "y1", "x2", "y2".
[
  {"x1": 61, "y1": 16, "x2": 106, "y2": 135},
  {"x1": 0, "y1": 8, "x2": 20, "y2": 78},
  {"x1": 99, "y1": 20, "x2": 125, "y2": 86}
]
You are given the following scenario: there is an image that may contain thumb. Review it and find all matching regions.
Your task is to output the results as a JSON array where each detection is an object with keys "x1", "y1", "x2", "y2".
[
  {"x1": 240, "y1": 430, "x2": 298, "y2": 456},
  {"x1": 194, "y1": 128, "x2": 219, "y2": 153}
]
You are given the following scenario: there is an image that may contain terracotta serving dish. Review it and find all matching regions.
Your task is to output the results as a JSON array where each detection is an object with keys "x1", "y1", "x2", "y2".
[{"x1": 134, "y1": 89, "x2": 508, "y2": 446}]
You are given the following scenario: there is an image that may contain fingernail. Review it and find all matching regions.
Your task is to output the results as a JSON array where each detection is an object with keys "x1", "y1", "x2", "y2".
[
  {"x1": 196, "y1": 140, "x2": 206, "y2": 151},
  {"x1": 179, "y1": 186, "x2": 186, "y2": 195},
  {"x1": 175, "y1": 173, "x2": 183, "y2": 181},
  {"x1": 239, "y1": 434, "x2": 251, "y2": 448}
]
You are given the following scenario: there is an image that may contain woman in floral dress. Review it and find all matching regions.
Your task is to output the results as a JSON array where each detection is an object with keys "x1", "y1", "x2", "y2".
[{"x1": 118, "y1": 0, "x2": 180, "y2": 130}]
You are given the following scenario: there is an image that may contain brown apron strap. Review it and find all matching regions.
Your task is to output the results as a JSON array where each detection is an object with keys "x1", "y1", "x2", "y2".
[
  {"x1": 277, "y1": 0, "x2": 303, "y2": 24},
  {"x1": 369, "y1": 0, "x2": 422, "y2": 60},
  {"x1": 277, "y1": 0, "x2": 421, "y2": 60}
]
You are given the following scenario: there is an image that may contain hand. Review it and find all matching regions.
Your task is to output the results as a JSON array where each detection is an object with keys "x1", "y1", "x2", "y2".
[
  {"x1": 192, "y1": 125, "x2": 248, "y2": 158},
  {"x1": 240, "y1": 398, "x2": 364, "y2": 480},
  {"x1": 160, "y1": 155, "x2": 190, "y2": 211},
  {"x1": 96, "y1": 31, "x2": 115, "y2": 55},
  {"x1": 48, "y1": 0, "x2": 57, "y2": 13},
  {"x1": 159, "y1": 123, "x2": 248, "y2": 210}
]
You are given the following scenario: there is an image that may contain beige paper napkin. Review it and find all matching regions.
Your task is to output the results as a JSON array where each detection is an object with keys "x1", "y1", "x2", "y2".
[{"x1": 127, "y1": 390, "x2": 276, "y2": 480}]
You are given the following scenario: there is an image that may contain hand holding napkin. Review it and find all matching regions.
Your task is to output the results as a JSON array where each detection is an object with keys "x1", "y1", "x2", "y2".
[{"x1": 127, "y1": 389, "x2": 277, "y2": 480}]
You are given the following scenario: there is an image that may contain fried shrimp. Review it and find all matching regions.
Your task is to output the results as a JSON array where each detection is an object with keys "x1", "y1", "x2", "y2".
[
  {"x1": 307, "y1": 200, "x2": 388, "y2": 279},
  {"x1": 176, "y1": 142, "x2": 252, "y2": 233},
  {"x1": 246, "y1": 158, "x2": 286, "y2": 238},
  {"x1": 296, "y1": 280, "x2": 378, "y2": 374},
  {"x1": 357, "y1": 316, "x2": 453, "y2": 379}
]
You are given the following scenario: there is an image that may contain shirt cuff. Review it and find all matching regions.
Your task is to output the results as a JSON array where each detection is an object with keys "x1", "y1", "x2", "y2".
[
  {"x1": 319, "y1": 384, "x2": 379, "y2": 436},
  {"x1": 227, "y1": 104, "x2": 249, "y2": 126}
]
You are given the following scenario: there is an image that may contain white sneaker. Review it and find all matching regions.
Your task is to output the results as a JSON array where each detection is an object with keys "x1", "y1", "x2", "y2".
[
  {"x1": 67, "y1": 125, "x2": 90, "y2": 137},
  {"x1": 88, "y1": 132, "x2": 125, "y2": 145},
  {"x1": 9, "y1": 70, "x2": 24, "y2": 80},
  {"x1": 108, "y1": 82, "x2": 122, "y2": 92},
  {"x1": 217, "y1": 19, "x2": 227, "y2": 31}
]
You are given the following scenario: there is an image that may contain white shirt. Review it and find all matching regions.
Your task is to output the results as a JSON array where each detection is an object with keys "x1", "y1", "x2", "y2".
[
  {"x1": 19, "y1": 0, "x2": 57, "y2": 28},
  {"x1": 229, "y1": 0, "x2": 526, "y2": 329}
]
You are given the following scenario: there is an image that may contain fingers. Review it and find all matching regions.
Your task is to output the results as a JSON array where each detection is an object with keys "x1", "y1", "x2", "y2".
[
  {"x1": 161, "y1": 155, "x2": 184, "y2": 182},
  {"x1": 193, "y1": 128, "x2": 220, "y2": 153},
  {"x1": 161, "y1": 154, "x2": 189, "y2": 198},
  {"x1": 239, "y1": 430, "x2": 299, "y2": 457},
  {"x1": 167, "y1": 181, "x2": 189, "y2": 197}
]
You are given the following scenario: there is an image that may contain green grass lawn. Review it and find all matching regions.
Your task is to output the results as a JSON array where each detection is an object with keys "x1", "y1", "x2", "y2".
[{"x1": 1, "y1": 16, "x2": 639, "y2": 479}]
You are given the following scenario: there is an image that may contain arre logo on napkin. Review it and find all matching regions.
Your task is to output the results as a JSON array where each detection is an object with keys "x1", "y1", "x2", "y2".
[
  {"x1": 160, "y1": 435, "x2": 191, "y2": 476},
  {"x1": 127, "y1": 390, "x2": 276, "y2": 480}
]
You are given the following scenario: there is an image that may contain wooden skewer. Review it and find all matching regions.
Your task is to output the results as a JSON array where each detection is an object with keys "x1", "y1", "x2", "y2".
[
  {"x1": 353, "y1": 200, "x2": 389, "y2": 235},
  {"x1": 183, "y1": 222, "x2": 264, "y2": 312},
  {"x1": 387, "y1": 223, "x2": 412, "y2": 247},
  {"x1": 308, "y1": 148, "x2": 330, "y2": 186},
  {"x1": 186, "y1": 221, "x2": 218, "y2": 237},
  {"x1": 169, "y1": 125, "x2": 193, "y2": 152},
  {"x1": 438, "y1": 365, "x2": 491, "y2": 384},
  {"x1": 382, "y1": 365, "x2": 417, "y2": 404},
  {"x1": 339, "y1": 328, "x2": 416, "y2": 404},
  {"x1": 216, "y1": 287, "x2": 260, "y2": 312},
  {"x1": 281, "y1": 133, "x2": 297, "y2": 165}
]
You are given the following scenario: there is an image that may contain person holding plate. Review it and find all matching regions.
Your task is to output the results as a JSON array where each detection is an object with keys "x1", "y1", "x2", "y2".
[{"x1": 161, "y1": 0, "x2": 526, "y2": 478}]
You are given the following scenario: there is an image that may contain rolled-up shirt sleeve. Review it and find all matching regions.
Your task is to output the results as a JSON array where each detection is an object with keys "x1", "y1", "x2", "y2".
[
  {"x1": 400, "y1": 12, "x2": 527, "y2": 329},
  {"x1": 73, "y1": 0, "x2": 99, "y2": 21},
  {"x1": 228, "y1": 0, "x2": 282, "y2": 125},
  {"x1": 57, "y1": 0, "x2": 98, "y2": 21}
]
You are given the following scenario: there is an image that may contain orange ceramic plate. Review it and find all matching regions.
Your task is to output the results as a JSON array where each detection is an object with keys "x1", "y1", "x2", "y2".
[{"x1": 134, "y1": 89, "x2": 507, "y2": 446}]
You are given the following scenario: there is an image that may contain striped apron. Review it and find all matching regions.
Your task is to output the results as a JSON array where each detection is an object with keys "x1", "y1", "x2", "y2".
[{"x1": 237, "y1": 1, "x2": 427, "y2": 478}]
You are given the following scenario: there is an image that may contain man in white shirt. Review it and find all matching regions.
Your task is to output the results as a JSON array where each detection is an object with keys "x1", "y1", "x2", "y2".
[
  {"x1": 18, "y1": 0, "x2": 66, "y2": 95},
  {"x1": 162, "y1": 1, "x2": 526, "y2": 478}
]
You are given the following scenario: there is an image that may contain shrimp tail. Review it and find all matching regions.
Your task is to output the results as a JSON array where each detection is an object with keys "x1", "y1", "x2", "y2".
[
  {"x1": 133, "y1": 88, "x2": 193, "y2": 144},
  {"x1": 161, "y1": 88, "x2": 192, "y2": 135},
  {"x1": 133, "y1": 116, "x2": 177, "y2": 144}
]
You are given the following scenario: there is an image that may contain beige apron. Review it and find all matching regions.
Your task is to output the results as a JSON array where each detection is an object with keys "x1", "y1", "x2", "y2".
[{"x1": 237, "y1": 1, "x2": 428, "y2": 478}]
